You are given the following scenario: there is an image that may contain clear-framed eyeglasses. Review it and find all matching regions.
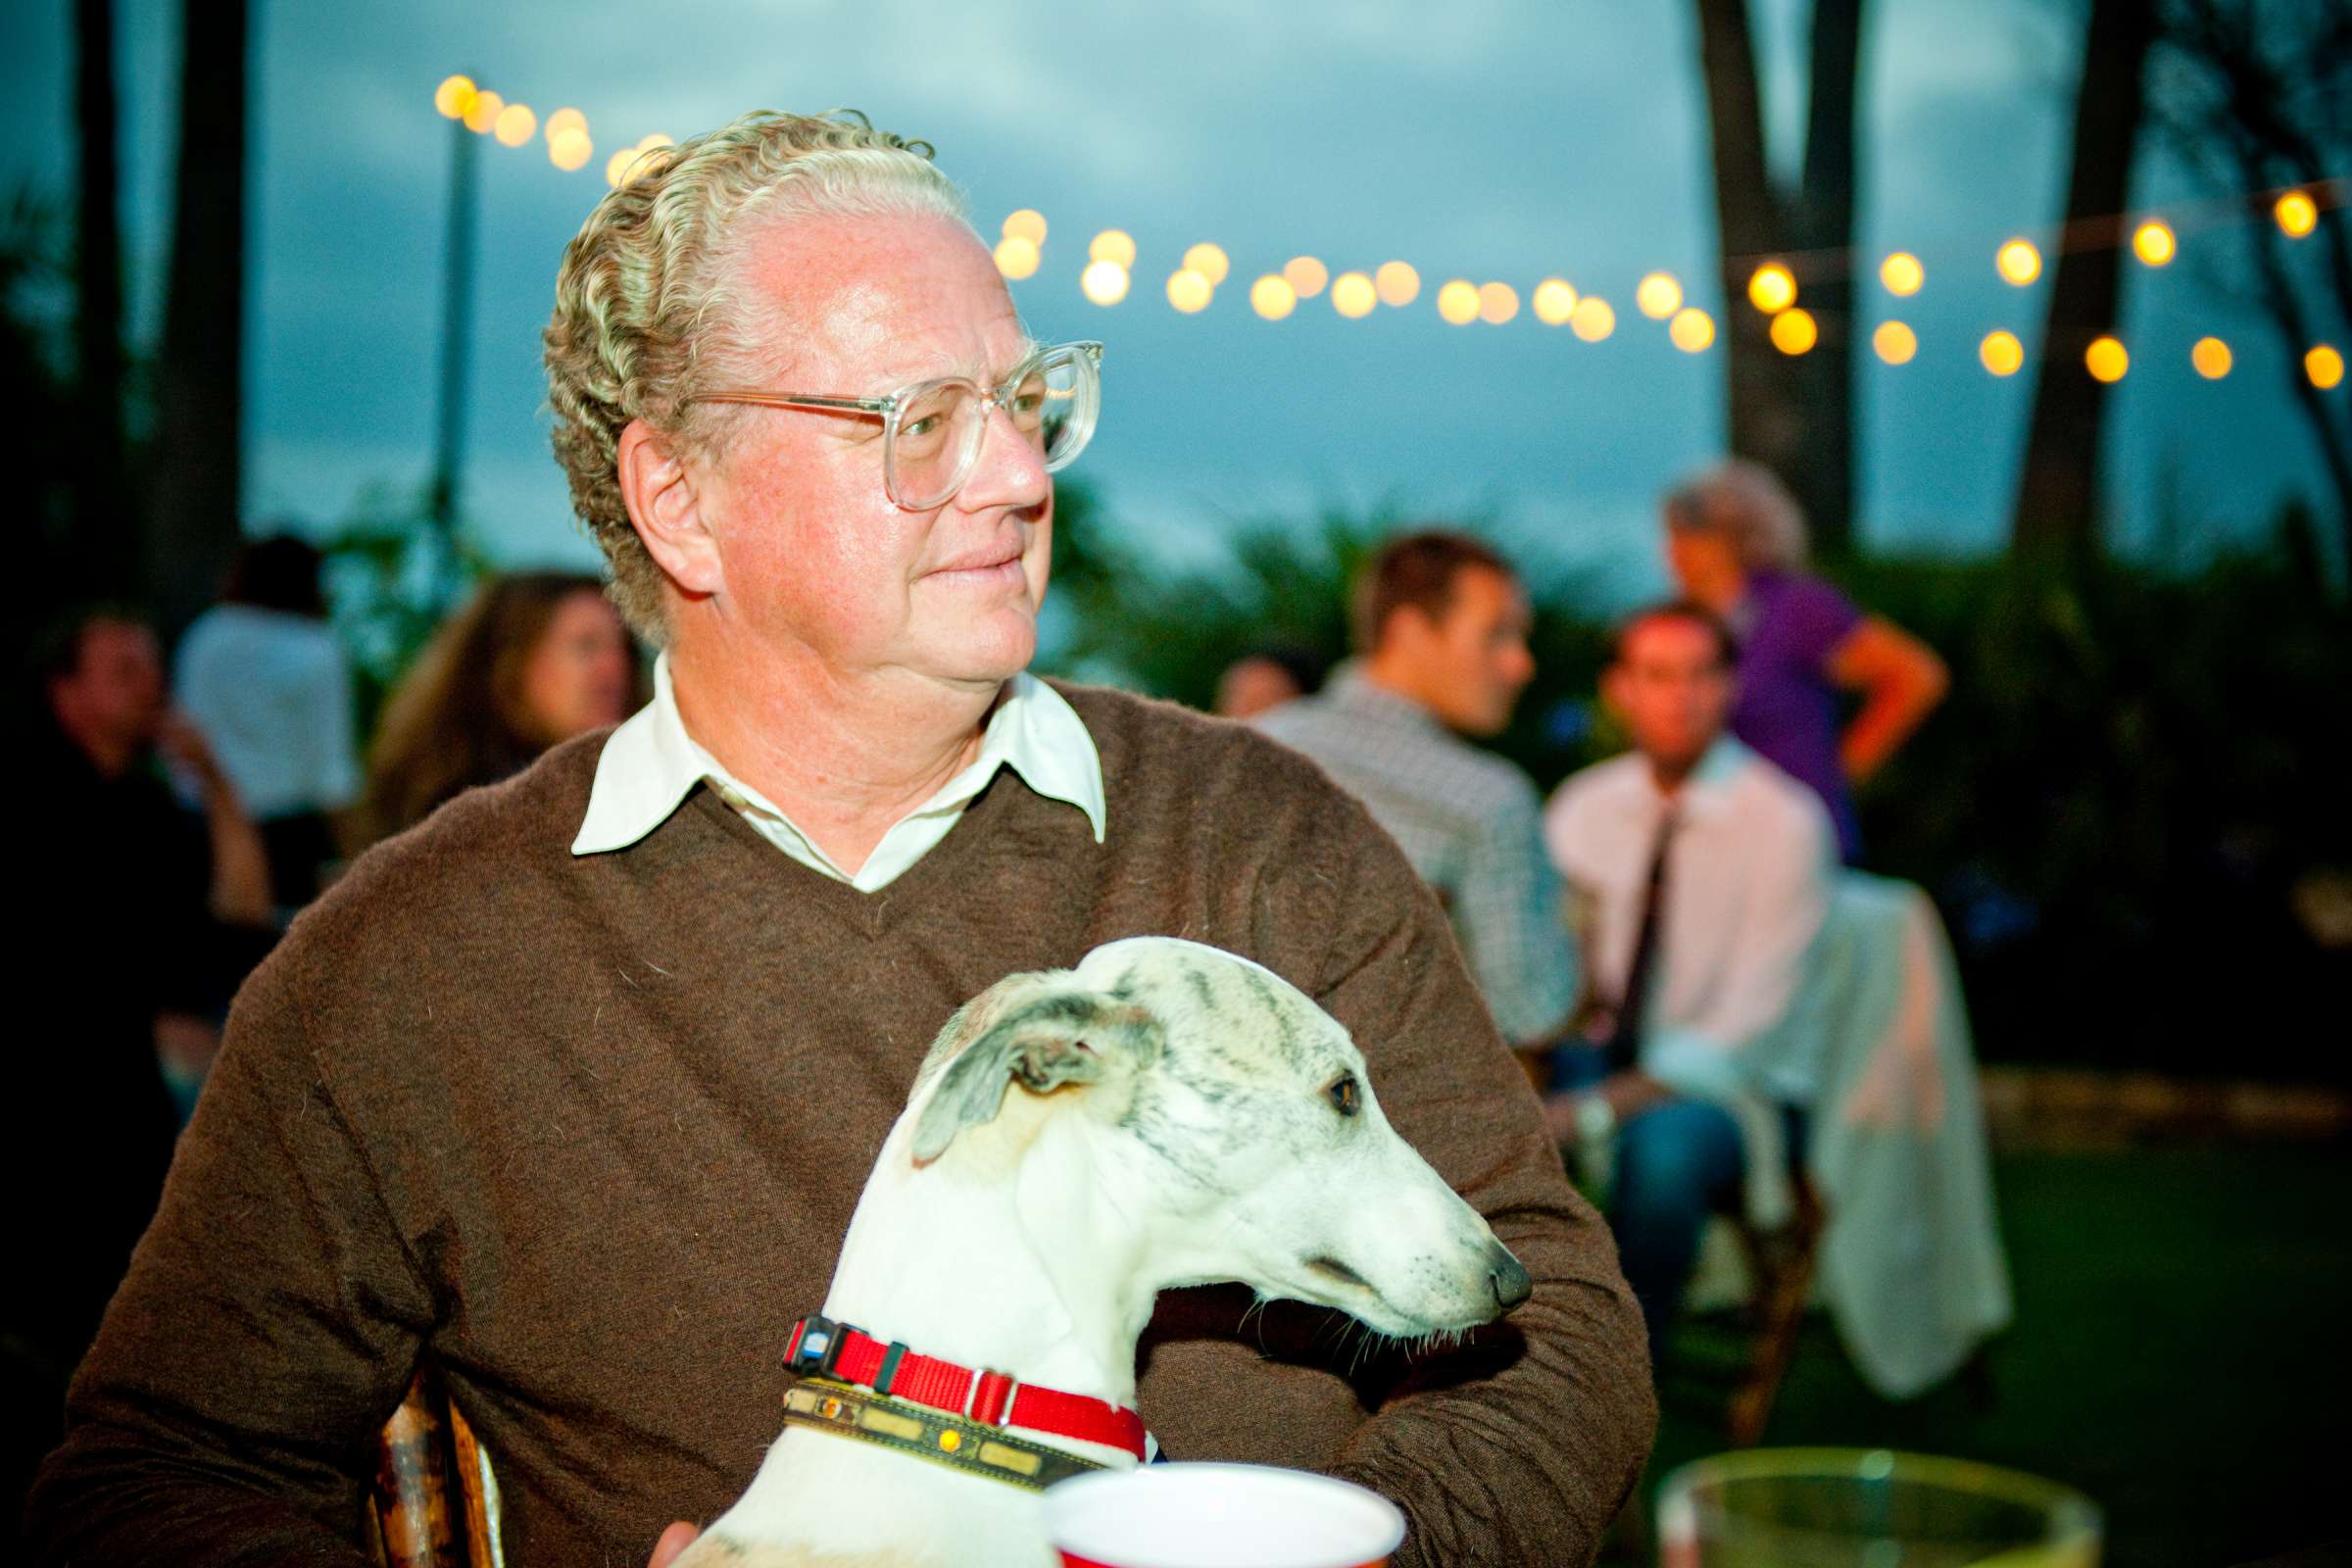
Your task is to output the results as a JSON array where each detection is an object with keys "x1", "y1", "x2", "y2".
[{"x1": 685, "y1": 340, "x2": 1103, "y2": 512}]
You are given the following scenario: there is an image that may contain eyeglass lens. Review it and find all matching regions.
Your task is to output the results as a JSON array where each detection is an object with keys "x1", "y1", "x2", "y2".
[{"x1": 887, "y1": 348, "x2": 1095, "y2": 510}]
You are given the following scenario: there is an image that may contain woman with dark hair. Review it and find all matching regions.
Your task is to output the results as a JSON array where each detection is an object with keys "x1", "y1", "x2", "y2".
[
  {"x1": 1662, "y1": 461, "x2": 1948, "y2": 862},
  {"x1": 365, "y1": 572, "x2": 643, "y2": 841}
]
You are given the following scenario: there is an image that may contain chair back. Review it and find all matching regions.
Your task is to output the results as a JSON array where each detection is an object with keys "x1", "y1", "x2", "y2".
[{"x1": 370, "y1": 1365, "x2": 504, "y2": 1568}]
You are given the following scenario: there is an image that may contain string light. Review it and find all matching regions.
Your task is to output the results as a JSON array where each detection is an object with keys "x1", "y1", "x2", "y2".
[
  {"x1": 463, "y1": 89, "x2": 503, "y2": 135},
  {"x1": 1081, "y1": 259, "x2": 1130, "y2": 307},
  {"x1": 1770, "y1": 308, "x2": 1818, "y2": 356},
  {"x1": 1282, "y1": 256, "x2": 1329, "y2": 298},
  {"x1": 1996, "y1": 238, "x2": 2042, "y2": 285},
  {"x1": 1668, "y1": 308, "x2": 1714, "y2": 353},
  {"x1": 1183, "y1": 244, "x2": 1230, "y2": 287},
  {"x1": 431, "y1": 80, "x2": 2328, "y2": 394},
  {"x1": 548, "y1": 125, "x2": 593, "y2": 172},
  {"x1": 2275, "y1": 190, "x2": 2318, "y2": 238},
  {"x1": 1166, "y1": 269, "x2": 1212, "y2": 314},
  {"x1": 543, "y1": 107, "x2": 591, "y2": 171},
  {"x1": 1250, "y1": 274, "x2": 1297, "y2": 320},
  {"x1": 994, "y1": 236, "x2": 1040, "y2": 280},
  {"x1": 606, "y1": 134, "x2": 672, "y2": 190},
  {"x1": 1747, "y1": 263, "x2": 1796, "y2": 314},
  {"x1": 493, "y1": 103, "x2": 536, "y2": 148},
  {"x1": 1532, "y1": 278, "x2": 1578, "y2": 325}
]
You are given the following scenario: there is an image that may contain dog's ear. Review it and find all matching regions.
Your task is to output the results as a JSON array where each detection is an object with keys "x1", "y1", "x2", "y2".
[{"x1": 912, "y1": 991, "x2": 1159, "y2": 1162}]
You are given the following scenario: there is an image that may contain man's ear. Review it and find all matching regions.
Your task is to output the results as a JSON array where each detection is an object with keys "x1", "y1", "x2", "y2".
[
  {"x1": 617, "y1": 417, "x2": 724, "y2": 597},
  {"x1": 911, "y1": 990, "x2": 1163, "y2": 1162}
]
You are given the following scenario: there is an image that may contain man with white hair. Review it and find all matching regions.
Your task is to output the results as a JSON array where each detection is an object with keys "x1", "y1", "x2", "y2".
[{"x1": 26, "y1": 113, "x2": 1651, "y2": 1567}]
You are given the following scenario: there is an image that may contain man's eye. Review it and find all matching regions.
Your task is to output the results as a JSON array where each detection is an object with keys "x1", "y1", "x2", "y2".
[
  {"x1": 903, "y1": 414, "x2": 944, "y2": 439},
  {"x1": 1327, "y1": 1074, "x2": 1361, "y2": 1117}
]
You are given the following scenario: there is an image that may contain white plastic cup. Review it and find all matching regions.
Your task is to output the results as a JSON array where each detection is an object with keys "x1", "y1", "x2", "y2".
[{"x1": 1044, "y1": 1462, "x2": 1406, "y2": 1568}]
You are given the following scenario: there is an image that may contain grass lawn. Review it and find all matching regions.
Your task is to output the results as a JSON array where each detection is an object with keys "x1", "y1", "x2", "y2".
[{"x1": 1643, "y1": 1146, "x2": 2352, "y2": 1567}]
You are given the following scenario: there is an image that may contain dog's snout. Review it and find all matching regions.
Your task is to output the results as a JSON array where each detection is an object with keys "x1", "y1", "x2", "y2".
[{"x1": 1487, "y1": 1244, "x2": 1533, "y2": 1314}]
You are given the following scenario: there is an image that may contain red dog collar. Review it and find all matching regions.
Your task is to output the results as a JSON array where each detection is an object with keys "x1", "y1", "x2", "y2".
[{"x1": 786, "y1": 1314, "x2": 1148, "y2": 1462}]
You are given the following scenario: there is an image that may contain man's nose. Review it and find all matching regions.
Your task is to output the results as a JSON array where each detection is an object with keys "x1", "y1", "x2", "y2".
[{"x1": 958, "y1": 404, "x2": 1053, "y2": 513}]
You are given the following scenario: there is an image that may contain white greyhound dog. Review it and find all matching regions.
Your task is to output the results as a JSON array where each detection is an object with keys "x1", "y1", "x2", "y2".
[{"x1": 671, "y1": 935, "x2": 1532, "y2": 1568}]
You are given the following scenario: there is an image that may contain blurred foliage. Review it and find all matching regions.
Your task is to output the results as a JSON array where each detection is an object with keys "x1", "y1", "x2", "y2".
[
  {"x1": 1048, "y1": 478, "x2": 2352, "y2": 1078},
  {"x1": 1044, "y1": 478, "x2": 1392, "y2": 699},
  {"x1": 6, "y1": 188, "x2": 91, "y2": 673},
  {"x1": 316, "y1": 481, "x2": 490, "y2": 738}
]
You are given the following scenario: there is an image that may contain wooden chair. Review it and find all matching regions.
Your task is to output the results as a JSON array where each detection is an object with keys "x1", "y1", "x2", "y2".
[
  {"x1": 1721, "y1": 1172, "x2": 1825, "y2": 1446},
  {"x1": 368, "y1": 1365, "x2": 504, "y2": 1568}
]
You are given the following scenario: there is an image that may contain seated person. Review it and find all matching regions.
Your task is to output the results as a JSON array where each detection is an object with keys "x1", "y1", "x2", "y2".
[
  {"x1": 1539, "y1": 601, "x2": 1834, "y2": 1366},
  {"x1": 25, "y1": 113, "x2": 1650, "y2": 1568},
  {"x1": 1256, "y1": 531, "x2": 1578, "y2": 1052}
]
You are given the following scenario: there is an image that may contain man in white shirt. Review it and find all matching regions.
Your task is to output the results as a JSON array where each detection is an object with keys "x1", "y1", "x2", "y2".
[
  {"x1": 174, "y1": 536, "x2": 360, "y2": 906},
  {"x1": 1541, "y1": 601, "x2": 1835, "y2": 1364}
]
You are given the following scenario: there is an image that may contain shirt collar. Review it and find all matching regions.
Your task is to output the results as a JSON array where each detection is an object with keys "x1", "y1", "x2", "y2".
[
  {"x1": 1613, "y1": 734, "x2": 1752, "y2": 824},
  {"x1": 1323, "y1": 664, "x2": 1448, "y2": 734},
  {"x1": 571, "y1": 653, "x2": 1106, "y2": 857}
]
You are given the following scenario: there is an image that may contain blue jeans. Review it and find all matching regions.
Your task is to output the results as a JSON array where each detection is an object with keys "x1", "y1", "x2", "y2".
[{"x1": 1552, "y1": 1047, "x2": 1748, "y2": 1366}]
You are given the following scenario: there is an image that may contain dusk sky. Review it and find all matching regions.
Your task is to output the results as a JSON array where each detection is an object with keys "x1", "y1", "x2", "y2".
[{"x1": 4, "y1": 0, "x2": 2340, "y2": 606}]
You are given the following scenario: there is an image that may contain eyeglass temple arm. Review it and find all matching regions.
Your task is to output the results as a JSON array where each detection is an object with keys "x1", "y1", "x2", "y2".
[{"x1": 688, "y1": 391, "x2": 895, "y2": 414}]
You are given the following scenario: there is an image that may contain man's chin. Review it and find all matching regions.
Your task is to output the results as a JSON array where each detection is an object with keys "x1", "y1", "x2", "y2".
[{"x1": 926, "y1": 622, "x2": 1038, "y2": 689}]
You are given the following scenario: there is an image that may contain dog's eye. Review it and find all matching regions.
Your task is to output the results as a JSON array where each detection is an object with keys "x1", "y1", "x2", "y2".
[{"x1": 1326, "y1": 1074, "x2": 1361, "y2": 1118}]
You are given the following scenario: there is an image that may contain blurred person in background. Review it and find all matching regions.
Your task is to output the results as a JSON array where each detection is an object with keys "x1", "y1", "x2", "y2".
[
  {"x1": 1662, "y1": 461, "x2": 1947, "y2": 862},
  {"x1": 173, "y1": 535, "x2": 360, "y2": 909},
  {"x1": 4, "y1": 608, "x2": 274, "y2": 1516},
  {"x1": 364, "y1": 570, "x2": 642, "y2": 840},
  {"x1": 1541, "y1": 602, "x2": 1835, "y2": 1366},
  {"x1": 1257, "y1": 531, "x2": 1579, "y2": 1054},
  {"x1": 1210, "y1": 642, "x2": 1329, "y2": 718}
]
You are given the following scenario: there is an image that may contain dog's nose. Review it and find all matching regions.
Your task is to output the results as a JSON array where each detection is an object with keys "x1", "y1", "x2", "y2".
[{"x1": 1487, "y1": 1244, "x2": 1533, "y2": 1314}]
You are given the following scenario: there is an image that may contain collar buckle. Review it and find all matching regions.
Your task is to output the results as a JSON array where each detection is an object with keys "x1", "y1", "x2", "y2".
[{"x1": 784, "y1": 1313, "x2": 857, "y2": 1379}]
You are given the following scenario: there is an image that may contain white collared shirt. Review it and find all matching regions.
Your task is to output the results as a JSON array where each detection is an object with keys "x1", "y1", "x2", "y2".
[
  {"x1": 173, "y1": 605, "x2": 361, "y2": 818},
  {"x1": 1543, "y1": 736, "x2": 1835, "y2": 1105},
  {"x1": 572, "y1": 654, "x2": 1106, "y2": 891}
]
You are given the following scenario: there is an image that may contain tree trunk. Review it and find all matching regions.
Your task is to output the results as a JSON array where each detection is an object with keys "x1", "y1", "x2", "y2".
[
  {"x1": 1788, "y1": 0, "x2": 1863, "y2": 553},
  {"x1": 1691, "y1": 0, "x2": 1866, "y2": 555},
  {"x1": 1693, "y1": 0, "x2": 1803, "y2": 485},
  {"x1": 146, "y1": 0, "x2": 249, "y2": 639},
  {"x1": 72, "y1": 0, "x2": 128, "y2": 596},
  {"x1": 2011, "y1": 0, "x2": 2156, "y2": 551}
]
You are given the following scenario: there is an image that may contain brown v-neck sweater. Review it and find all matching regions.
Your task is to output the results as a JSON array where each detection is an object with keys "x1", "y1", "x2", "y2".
[{"x1": 25, "y1": 683, "x2": 1652, "y2": 1567}]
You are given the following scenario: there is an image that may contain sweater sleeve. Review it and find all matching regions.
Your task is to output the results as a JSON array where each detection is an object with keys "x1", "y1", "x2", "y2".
[
  {"x1": 24, "y1": 950, "x2": 438, "y2": 1566},
  {"x1": 1280, "y1": 786, "x2": 1656, "y2": 1567}
]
